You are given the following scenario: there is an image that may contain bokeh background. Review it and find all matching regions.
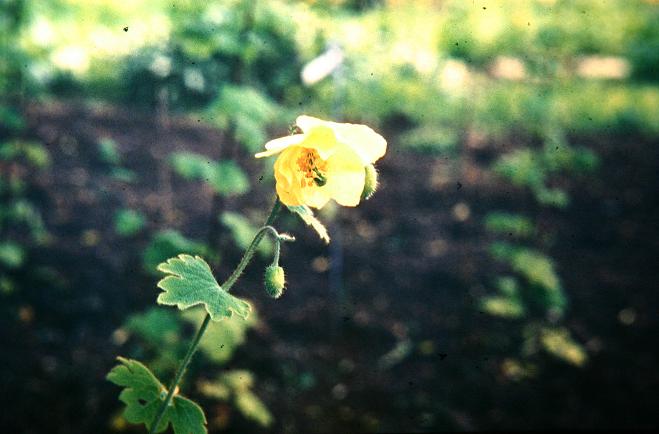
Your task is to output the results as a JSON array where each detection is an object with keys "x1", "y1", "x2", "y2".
[{"x1": 1, "y1": 0, "x2": 658, "y2": 432}]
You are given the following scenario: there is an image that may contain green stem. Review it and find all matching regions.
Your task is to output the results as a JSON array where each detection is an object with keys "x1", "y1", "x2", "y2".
[
  {"x1": 148, "y1": 314, "x2": 211, "y2": 433},
  {"x1": 148, "y1": 197, "x2": 281, "y2": 433}
]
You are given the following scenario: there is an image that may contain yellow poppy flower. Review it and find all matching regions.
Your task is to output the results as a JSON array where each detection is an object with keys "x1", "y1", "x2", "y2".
[{"x1": 255, "y1": 115, "x2": 387, "y2": 209}]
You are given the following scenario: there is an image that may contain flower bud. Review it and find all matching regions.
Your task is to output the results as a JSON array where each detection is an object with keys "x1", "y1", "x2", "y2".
[
  {"x1": 361, "y1": 164, "x2": 378, "y2": 201},
  {"x1": 264, "y1": 265, "x2": 286, "y2": 299}
]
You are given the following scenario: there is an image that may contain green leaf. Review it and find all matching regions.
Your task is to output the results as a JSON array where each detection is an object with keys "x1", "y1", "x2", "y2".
[
  {"x1": 157, "y1": 254, "x2": 251, "y2": 321},
  {"x1": 115, "y1": 209, "x2": 146, "y2": 237},
  {"x1": 107, "y1": 357, "x2": 207, "y2": 434},
  {"x1": 287, "y1": 205, "x2": 330, "y2": 243}
]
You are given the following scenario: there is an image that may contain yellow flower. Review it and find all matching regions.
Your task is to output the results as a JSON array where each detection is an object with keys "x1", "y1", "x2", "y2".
[{"x1": 255, "y1": 115, "x2": 387, "y2": 209}]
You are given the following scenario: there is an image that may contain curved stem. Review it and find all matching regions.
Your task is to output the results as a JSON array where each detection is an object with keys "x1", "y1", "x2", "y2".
[
  {"x1": 148, "y1": 197, "x2": 281, "y2": 433},
  {"x1": 222, "y1": 224, "x2": 279, "y2": 291}
]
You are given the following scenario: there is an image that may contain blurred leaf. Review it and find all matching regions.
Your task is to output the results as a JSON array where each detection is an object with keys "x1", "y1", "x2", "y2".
[
  {"x1": 0, "y1": 241, "x2": 25, "y2": 269},
  {"x1": 542, "y1": 142, "x2": 599, "y2": 173},
  {"x1": 199, "y1": 370, "x2": 272, "y2": 427},
  {"x1": 169, "y1": 153, "x2": 249, "y2": 196},
  {"x1": 123, "y1": 308, "x2": 184, "y2": 375},
  {"x1": 490, "y1": 242, "x2": 566, "y2": 315},
  {"x1": 0, "y1": 106, "x2": 24, "y2": 131},
  {"x1": 535, "y1": 187, "x2": 569, "y2": 208},
  {"x1": 0, "y1": 274, "x2": 15, "y2": 294},
  {"x1": 184, "y1": 307, "x2": 257, "y2": 364},
  {"x1": 157, "y1": 254, "x2": 251, "y2": 321},
  {"x1": 111, "y1": 167, "x2": 138, "y2": 183},
  {"x1": 494, "y1": 149, "x2": 544, "y2": 190},
  {"x1": 220, "y1": 212, "x2": 273, "y2": 257},
  {"x1": 143, "y1": 230, "x2": 207, "y2": 274},
  {"x1": 98, "y1": 138, "x2": 121, "y2": 165},
  {"x1": 398, "y1": 125, "x2": 458, "y2": 154},
  {"x1": 540, "y1": 327, "x2": 587, "y2": 367},
  {"x1": 107, "y1": 357, "x2": 207, "y2": 434},
  {"x1": 169, "y1": 152, "x2": 211, "y2": 180},
  {"x1": 210, "y1": 85, "x2": 277, "y2": 152},
  {"x1": 23, "y1": 143, "x2": 50, "y2": 168},
  {"x1": 207, "y1": 160, "x2": 250, "y2": 196},
  {"x1": 490, "y1": 243, "x2": 560, "y2": 292},
  {"x1": 481, "y1": 295, "x2": 525, "y2": 319},
  {"x1": 5, "y1": 199, "x2": 47, "y2": 242},
  {"x1": 485, "y1": 212, "x2": 534, "y2": 238},
  {"x1": 287, "y1": 205, "x2": 330, "y2": 243},
  {"x1": 114, "y1": 209, "x2": 146, "y2": 237},
  {"x1": 378, "y1": 339, "x2": 413, "y2": 370},
  {"x1": 495, "y1": 276, "x2": 520, "y2": 298},
  {"x1": 125, "y1": 308, "x2": 182, "y2": 349},
  {"x1": 0, "y1": 140, "x2": 50, "y2": 168}
]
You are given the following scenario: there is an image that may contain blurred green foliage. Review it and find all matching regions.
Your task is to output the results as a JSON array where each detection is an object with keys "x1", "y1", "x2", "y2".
[
  {"x1": 142, "y1": 230, "x2": 208, "y2": 274},
  {"x1": 220, "y1": 212, "x2": 273, "y2": 257},
  {"x1": 485, "y1": 213, "x2": 534, "y2": 239},
  {"x1": 97, "y1": 137, "x2": 121, "y2": 166},
  {"x1": 169, "y1": 152, "x2": 250, "y2": 197},
  {"x1": 114, "y1": 209, "x2": 146, "y2": 237},
  {"x1": 120, "y1": 306, "x2": 271, "y2": 429}
]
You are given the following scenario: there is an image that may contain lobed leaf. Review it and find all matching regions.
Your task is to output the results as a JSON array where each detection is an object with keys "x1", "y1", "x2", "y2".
[
  {"x1": 107, "y1": 357, "x2": 207, "y2": 434},
  {"x1": 156, "y1": 254, "x2": 251, "y2": 321}
]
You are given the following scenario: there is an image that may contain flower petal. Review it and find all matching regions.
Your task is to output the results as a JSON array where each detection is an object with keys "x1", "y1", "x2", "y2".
[
  {"x1": 300, "y1": 186, "x2": 331, "y2": 209},
  {"x1": 324, "y1": 145, "x2": 366, "y2": 207},
  {"x1": 296, "y1": 115, "x2": 386, "y2": 165},
  {"x1": 333, "y1": 122, "x2": 387, "y2": 165},
  {"x1": 273, "y1": 147, "x2": 303, "y2": 206},
  {"x1": 255, "y1": 134, "x2": 305, "y2": 158},
  {"x1": 298, "y1": 125, "x2": 338, "y2": 161}
]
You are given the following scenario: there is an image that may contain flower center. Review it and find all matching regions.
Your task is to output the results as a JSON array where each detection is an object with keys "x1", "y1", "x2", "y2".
[{"x1": 296, "y1": 148, "x2": 328, "y2": 188}]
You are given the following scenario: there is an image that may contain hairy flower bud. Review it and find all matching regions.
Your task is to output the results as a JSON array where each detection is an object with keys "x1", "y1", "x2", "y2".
[
  {"x1": 264, "y1": 265, "x2": 286, "y2": 299},
  {"x1": 361, "y1": 164, "x2": 378, "y2": 201}
]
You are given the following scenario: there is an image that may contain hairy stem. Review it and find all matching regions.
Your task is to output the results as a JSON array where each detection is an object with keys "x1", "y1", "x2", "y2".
[{"x1": 148, "y1": 197, "x2": 281, "y2": 433}]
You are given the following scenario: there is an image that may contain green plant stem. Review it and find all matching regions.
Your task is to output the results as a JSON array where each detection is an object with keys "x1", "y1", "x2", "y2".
[
  {"x1": 148, "y1": 197, "x2": 281, "y2": 433},
  {"x1": 148, "y1": 313, "x2": 211, "y2": 433}
]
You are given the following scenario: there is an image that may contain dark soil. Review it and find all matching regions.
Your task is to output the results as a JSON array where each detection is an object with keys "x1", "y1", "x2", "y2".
[{"x1": 1, "y1": 100, "x2": 657, "y2": 433}]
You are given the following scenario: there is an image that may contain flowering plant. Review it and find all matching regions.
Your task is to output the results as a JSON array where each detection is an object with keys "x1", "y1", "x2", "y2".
[{"x1": 108, "y1": 117, "x2": 386, "y2": 433}]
